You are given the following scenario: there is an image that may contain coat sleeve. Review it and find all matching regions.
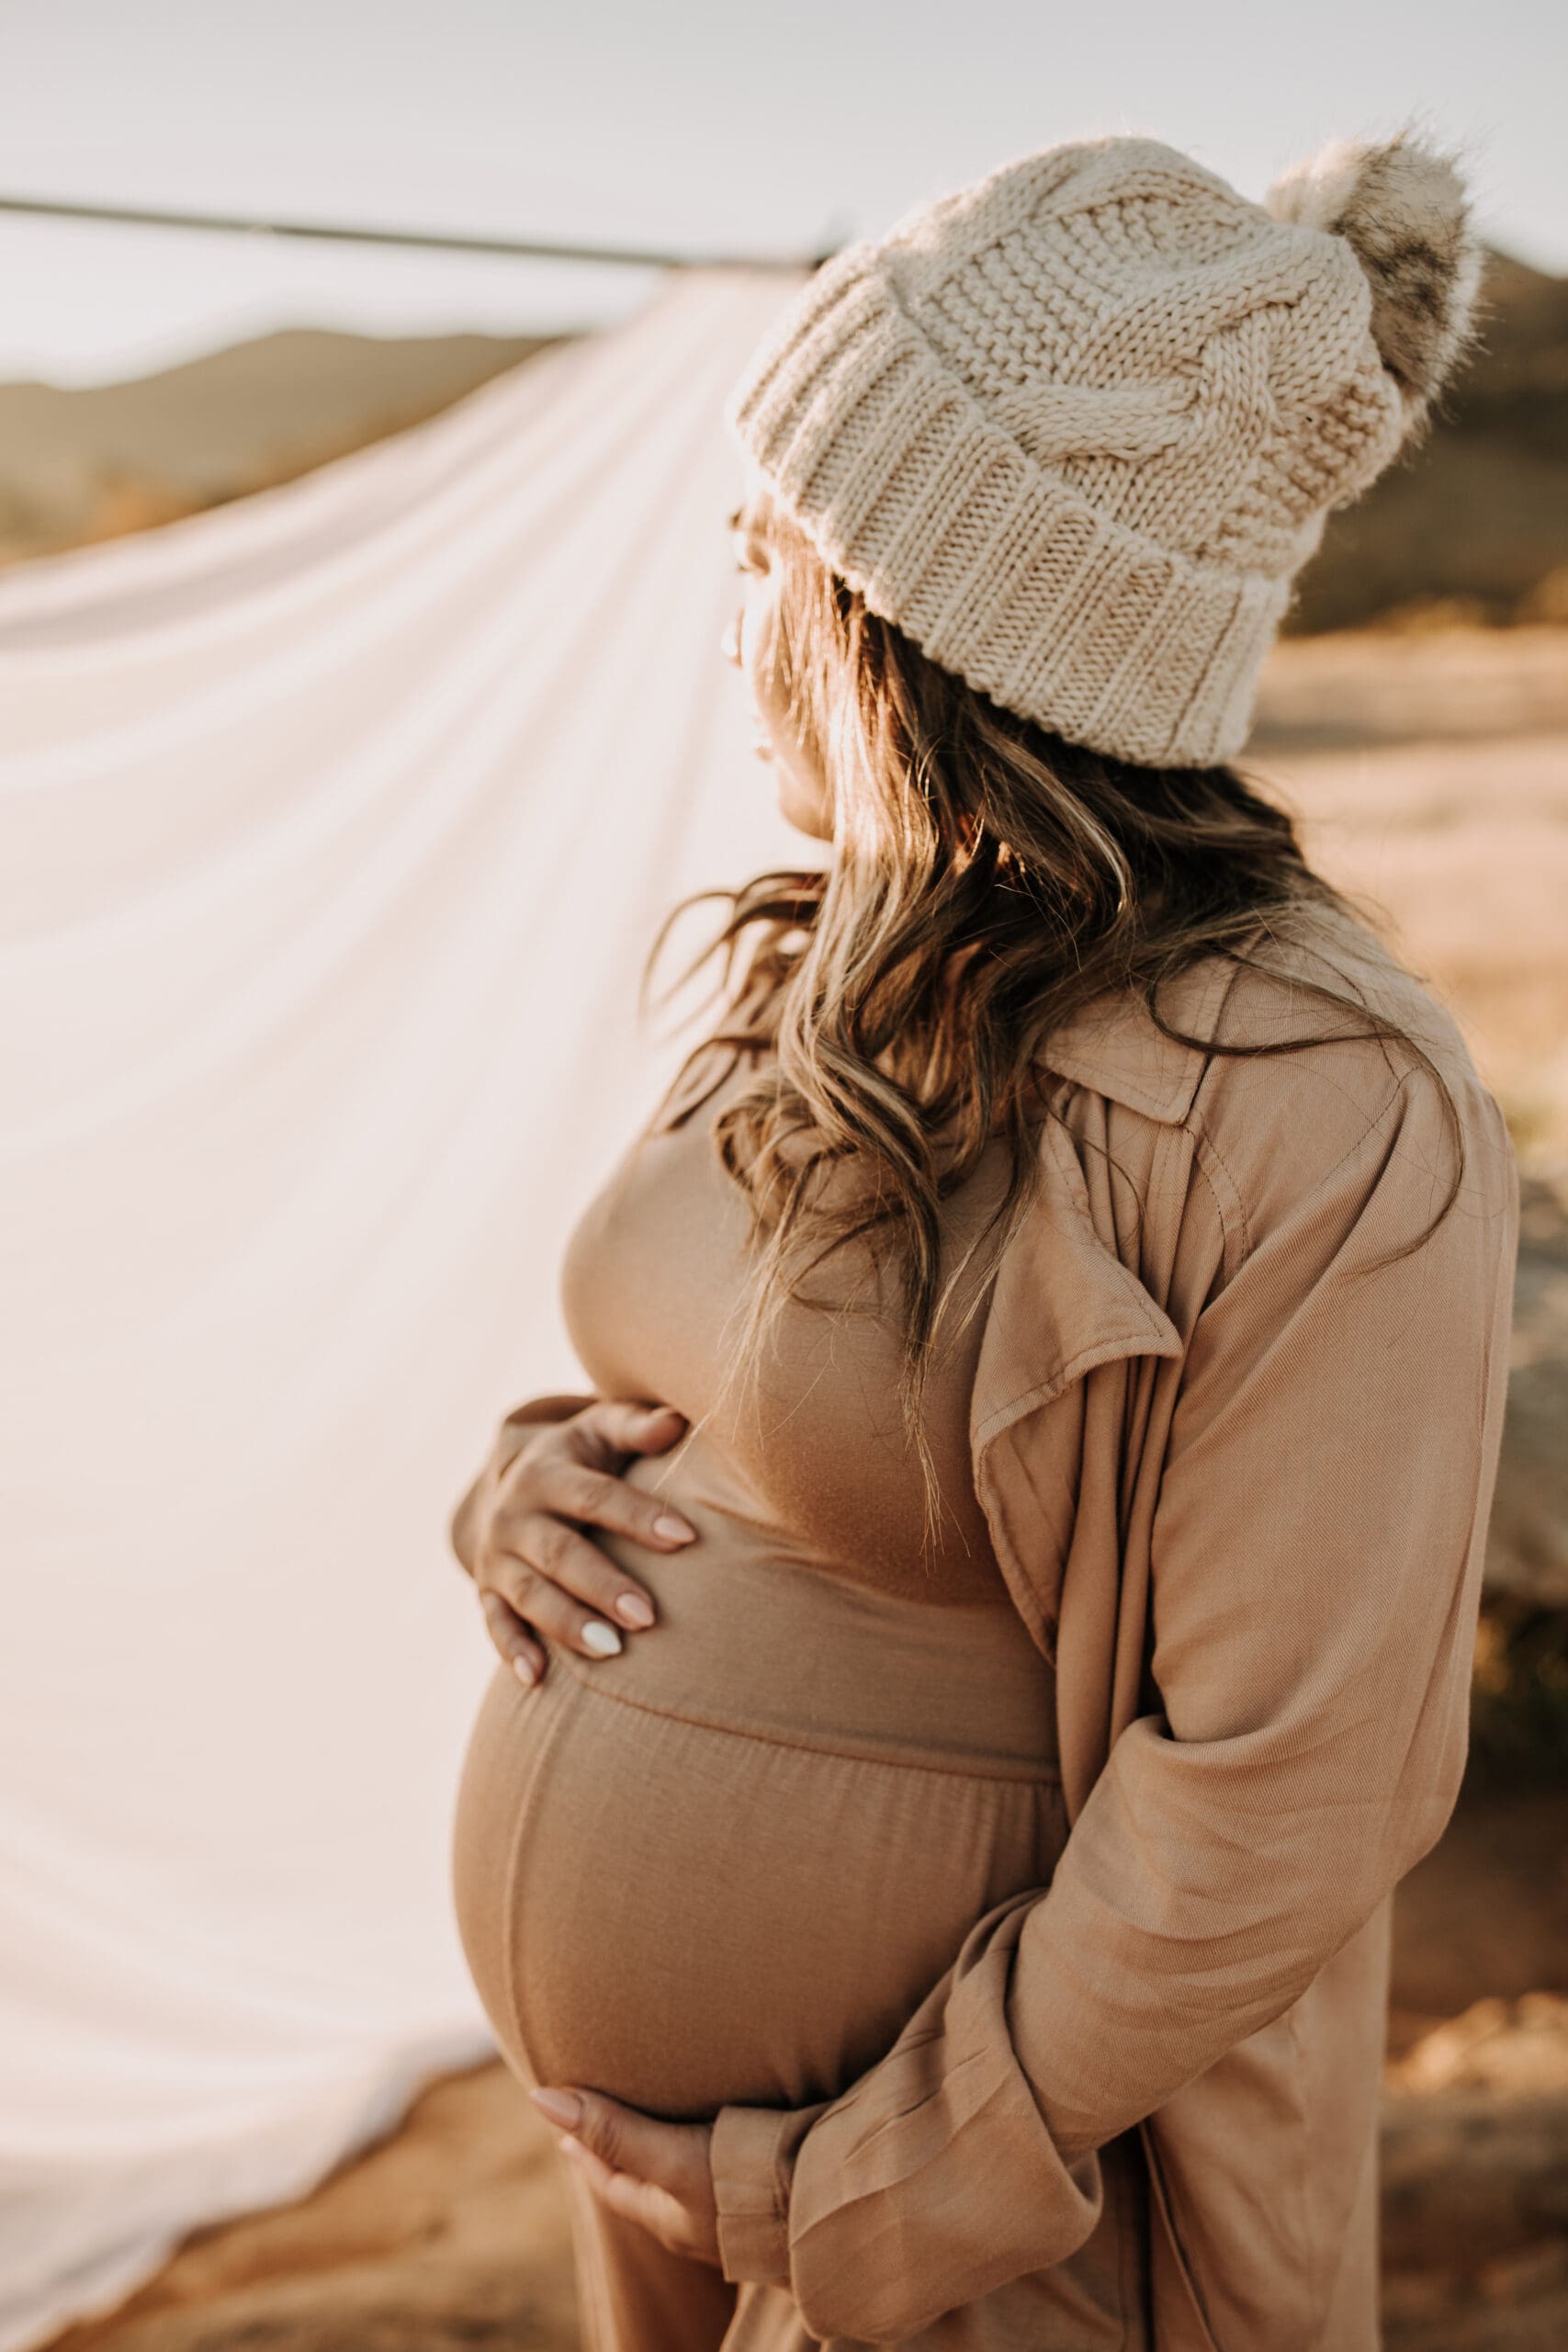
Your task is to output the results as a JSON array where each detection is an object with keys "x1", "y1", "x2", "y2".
[{"x1": 708, "y1": 1063, "x2": 1520, "y2": 2342}]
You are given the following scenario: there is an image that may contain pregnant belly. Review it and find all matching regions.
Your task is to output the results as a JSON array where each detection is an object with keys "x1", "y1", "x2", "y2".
[{"x1": 450, "y1": 1546, "x2": 1064, "y2": 2119}]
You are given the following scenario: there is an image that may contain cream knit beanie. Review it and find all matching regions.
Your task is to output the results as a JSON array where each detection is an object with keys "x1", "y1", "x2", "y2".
[{"x1": 723, "y1": 124, "x2": 1485, "y2": 769}]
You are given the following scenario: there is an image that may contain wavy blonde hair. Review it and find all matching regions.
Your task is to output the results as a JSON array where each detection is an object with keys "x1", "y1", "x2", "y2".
[{"x1": 636, "y1": 481, "x2": 1463, "y2": 1564}]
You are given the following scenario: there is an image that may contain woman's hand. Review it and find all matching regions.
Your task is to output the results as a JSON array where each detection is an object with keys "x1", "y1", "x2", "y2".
[
  {"x1": 449, "y1": 1396, "x2": 696, "y2": 1684},
  {"x1": 530, "y1": 2086, "x2": 720, "y2": 2267}
]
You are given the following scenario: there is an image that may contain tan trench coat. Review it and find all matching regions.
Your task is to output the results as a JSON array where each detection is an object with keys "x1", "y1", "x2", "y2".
[{"x1": 488, "y1": 901, "x2": 1520, "y2": 2350}]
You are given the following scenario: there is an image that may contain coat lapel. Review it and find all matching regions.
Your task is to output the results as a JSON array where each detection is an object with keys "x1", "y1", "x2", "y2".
[
  {"x1": 971, "y1": 1113, "x2": 1183, "y2": 1451},
  {"x1": 969, "y1": 955, "x2": 1233, "y2": 1451},
  {"x1": 967, "y1": 955, "x2": 1235, "y2": 1670},
  {"x1": 966, "y1": 949, "x2": 1292, "y2": 2352}
]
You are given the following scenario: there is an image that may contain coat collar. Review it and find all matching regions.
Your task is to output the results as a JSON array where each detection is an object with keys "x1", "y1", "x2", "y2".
[
  {"x1": 1032, "y1": 949, "x2": 1239, "y2": 1126},
  {"x1": 969, "y1": 955, "x2": 1237, "y2": 1453}
]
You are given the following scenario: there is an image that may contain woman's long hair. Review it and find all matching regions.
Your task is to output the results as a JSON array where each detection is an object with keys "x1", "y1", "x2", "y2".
[{"x1": 637, "y1": 482, "x2": 1464, "y2": 1559}]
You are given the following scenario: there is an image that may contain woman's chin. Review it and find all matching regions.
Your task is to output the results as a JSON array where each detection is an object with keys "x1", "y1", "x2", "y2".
[
  {"x1": 751, "y1": 741, "x2": 830, "y2": 840},
  {"x1": 774, "y1": 776, "x2": 832, "y2": 842},
  {"x1": 785, "y1": 798, "x2": 832, "y2": 842}
]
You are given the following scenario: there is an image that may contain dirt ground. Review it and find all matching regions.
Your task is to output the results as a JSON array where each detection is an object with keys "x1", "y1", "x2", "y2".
[{"x1": 45, "y1": 624, "x2": 1568, "y2": 2352}]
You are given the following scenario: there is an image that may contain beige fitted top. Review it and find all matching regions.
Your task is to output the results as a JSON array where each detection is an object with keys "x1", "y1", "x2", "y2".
[{"x1": 558, "y1": 1036, "x2": 1019, "y2": 1607}]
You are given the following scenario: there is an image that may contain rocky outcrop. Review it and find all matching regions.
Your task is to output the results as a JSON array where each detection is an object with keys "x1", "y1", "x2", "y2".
[{"x1": 1383, "y1": 1996, "x2": 1568, "y2": 2351}]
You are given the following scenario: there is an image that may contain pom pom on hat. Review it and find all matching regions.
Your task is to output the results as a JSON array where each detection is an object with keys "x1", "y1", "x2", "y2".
[{"x1": 1263, "y1": 122, "x2": 1488, "y2": 411}]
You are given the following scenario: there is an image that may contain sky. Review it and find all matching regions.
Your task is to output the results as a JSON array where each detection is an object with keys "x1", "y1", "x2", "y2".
[{"x1": 0, "y1": 0, "x2": 1562, "y2": 385}]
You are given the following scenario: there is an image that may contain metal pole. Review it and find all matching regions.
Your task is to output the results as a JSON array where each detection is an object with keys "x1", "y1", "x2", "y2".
[{"x1": 0, "y1": 191, "x2": 837, "y2": 273}]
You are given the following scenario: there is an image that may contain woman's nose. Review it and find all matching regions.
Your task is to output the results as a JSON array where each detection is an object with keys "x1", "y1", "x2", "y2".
[{"x1": 719, "y1": 607, "x2": 741, "y2": 668}]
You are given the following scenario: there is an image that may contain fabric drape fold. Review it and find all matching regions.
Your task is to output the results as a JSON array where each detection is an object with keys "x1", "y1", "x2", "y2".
[{"x1": 0, "y1": 264, "x2": 809, "y2": 2352}]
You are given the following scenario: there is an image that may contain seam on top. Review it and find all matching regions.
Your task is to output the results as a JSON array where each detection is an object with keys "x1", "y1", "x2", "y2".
[
  {"x1": 551, "y1": 1653, "x2": 1064, "y2": 1785},
  {"x1": 1190, "y1": 1122, "x2": 1249, "y2": 1280},
  {"x1": 1188, "y1": 1069, "x2": 1415, "y2": 1283}
]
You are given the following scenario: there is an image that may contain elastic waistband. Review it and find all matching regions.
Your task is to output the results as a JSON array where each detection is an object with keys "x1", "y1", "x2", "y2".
[{"x1": 554, "y1": 1544, "x2": 1060, "y2": 1781}]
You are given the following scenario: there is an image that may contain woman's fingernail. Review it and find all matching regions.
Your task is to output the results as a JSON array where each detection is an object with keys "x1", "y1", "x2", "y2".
[
  {"x1": 655, "y1": 1514, "x2": 696, "y2": 1544},
  {"x1": 581, "y1": 1621, "x2": 623, "y2": 1657},
  {"x1": 513, "y1": 1657, "x2": 538, "y2": 1687},
  {"x1": 531, "y1": 2087, "x2": 582, "y2": 2129},
  {"x1": 615, "y1": 1592, "x2": 656, "y2": 1628}
]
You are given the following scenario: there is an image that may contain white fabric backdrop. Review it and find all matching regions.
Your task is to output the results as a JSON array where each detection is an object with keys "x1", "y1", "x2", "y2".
[{"x1": 0, "y1": 264, "x2": 814, "y2": 2352}]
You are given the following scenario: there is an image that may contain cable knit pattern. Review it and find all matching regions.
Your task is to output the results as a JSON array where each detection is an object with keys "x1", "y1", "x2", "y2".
[{"x1": 723, "y1": 129, "x2": 1483, "y2": 767}]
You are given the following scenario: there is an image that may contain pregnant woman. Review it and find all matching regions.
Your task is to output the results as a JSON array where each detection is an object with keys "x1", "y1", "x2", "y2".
[{"x1": 448, "y1": 128, "x2": 1518, "y2": 2350}]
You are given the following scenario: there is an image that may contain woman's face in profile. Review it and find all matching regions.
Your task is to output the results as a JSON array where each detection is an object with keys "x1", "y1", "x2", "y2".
[{"x1": 722, "y1": 501, "x2": 834, "y2": 842}]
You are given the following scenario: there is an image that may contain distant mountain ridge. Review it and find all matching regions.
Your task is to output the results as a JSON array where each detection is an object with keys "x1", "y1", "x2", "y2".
[
  {"x1": 0, "y1": 245, "x2": 1562, "y2": 631},
  {"x1": 0, "y1": 325, "x2": 558, "y2": 563}
]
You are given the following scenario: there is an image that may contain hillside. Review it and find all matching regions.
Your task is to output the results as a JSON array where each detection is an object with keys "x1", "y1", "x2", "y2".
[
  {"x1": 1285, "y1": 247, "x2": 1568, "y2": 633},
  {"x1": 0, "y1": 325, "x2": 557, "y2": 563},
  {"x1": 0, "y1": 244, "x2": 1562, "y2": 618}
]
